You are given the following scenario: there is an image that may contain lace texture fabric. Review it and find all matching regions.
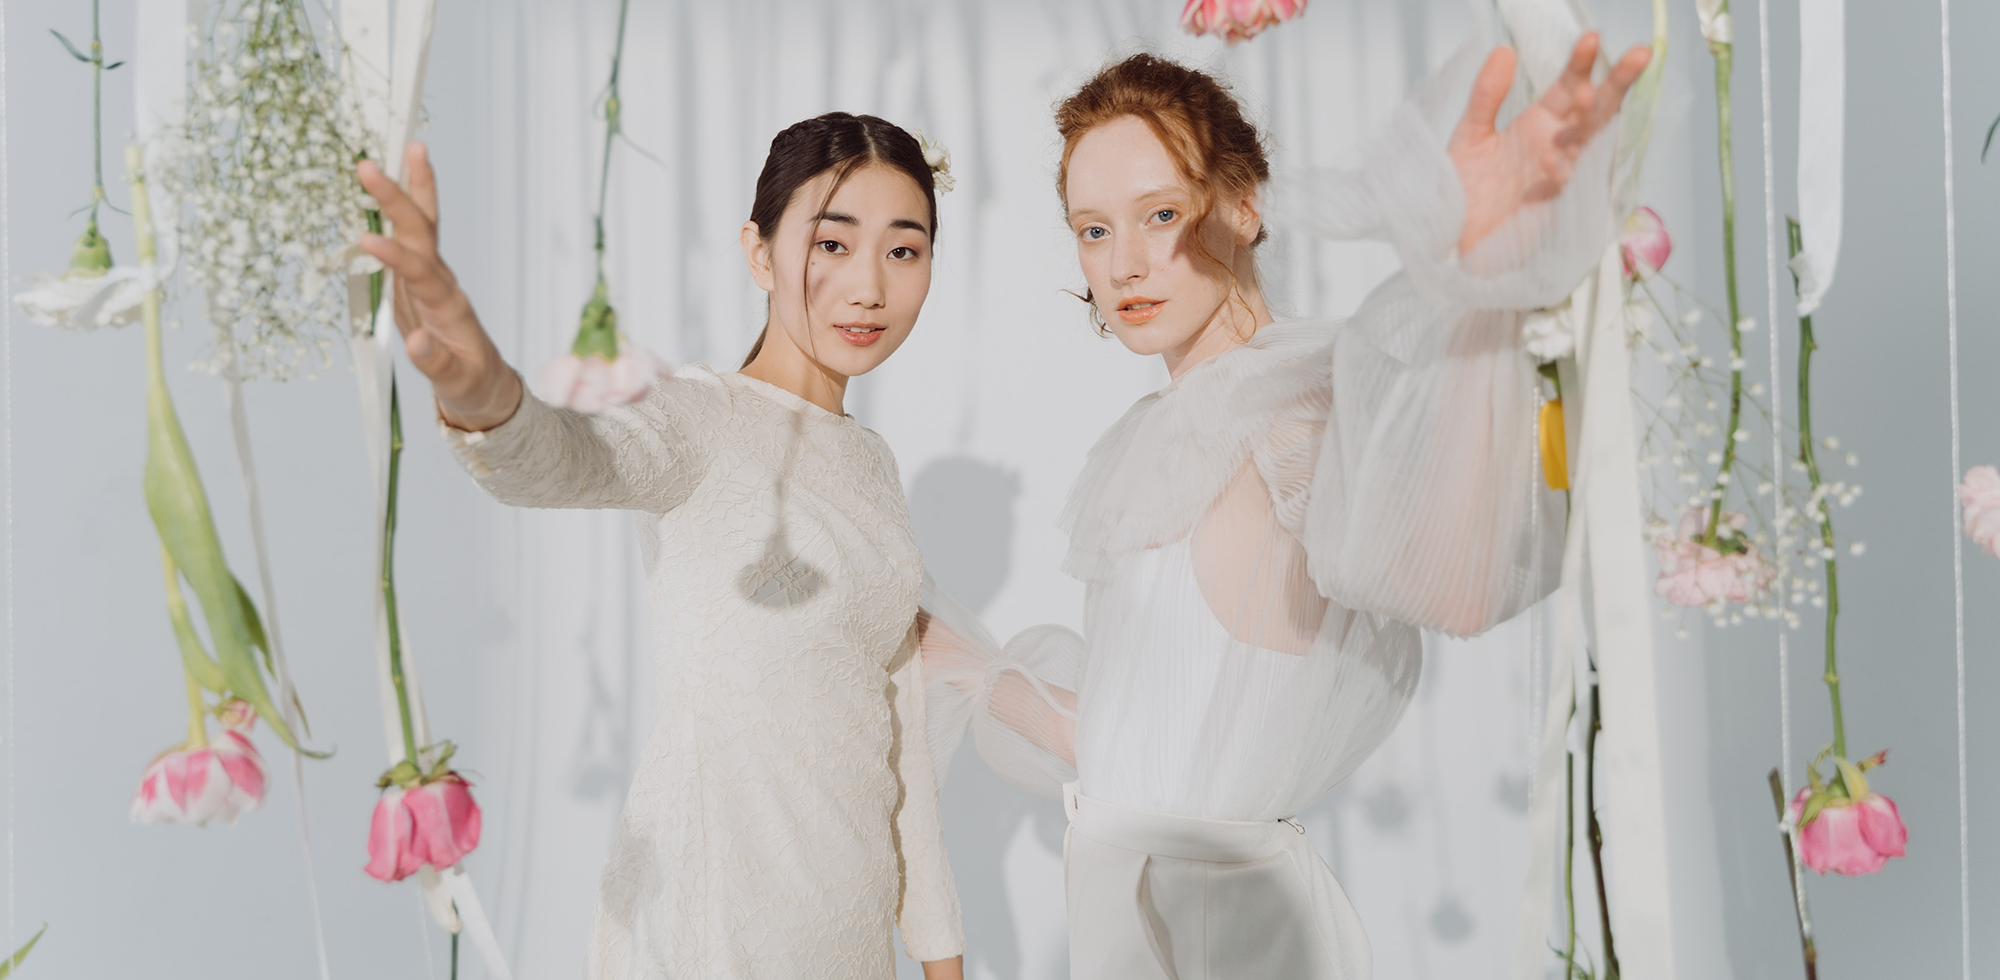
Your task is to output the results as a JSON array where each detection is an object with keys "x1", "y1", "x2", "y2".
[
  {"x1": 444, "y1": 364, "x2": 963, "y2": 978},
  {"x1": 926, "y1": 35, "x2": 1614, "y2": 979}
]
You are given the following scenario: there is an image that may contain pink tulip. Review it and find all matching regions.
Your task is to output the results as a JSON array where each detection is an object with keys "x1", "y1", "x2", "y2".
[
  {"x1": 1653, "y1": 507, "x2": 1776, "y2": 606},
  {"x1": 1180, "y1": 0, "x2": 1306, "y2": 44},
  {"x1": 1960, "y1": 465, "x2": 2000, "y2": 558},
  {"x1": 365, "y1": 773, "x2": 482, "y2": 883},
  {"x1": 533, "y1": 342, "x2": 670, "y2": 415},
  {"x1": 1789, "y1": 786, "x2": 1907, "y2": 876},
  {"x1": 130, "y1": 731, "x2": 268, "y2": 826},
  {"x1": 1620, "y1": 206, "x2": 1672, "y2": 278}
]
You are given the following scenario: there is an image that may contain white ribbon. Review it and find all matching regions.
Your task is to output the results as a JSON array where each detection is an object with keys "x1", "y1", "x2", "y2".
[
  {"x1": 339, "y1": 4, "x2": 512, "y2": 977},
  {"x1": 1795, "y1": 0, "x2": 1845, "y2": 316}
]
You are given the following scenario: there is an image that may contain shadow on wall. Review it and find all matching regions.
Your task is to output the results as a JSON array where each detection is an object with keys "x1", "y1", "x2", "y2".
[{"x1": 908, "y1": 456, "x2": 1069, "y2": 979}]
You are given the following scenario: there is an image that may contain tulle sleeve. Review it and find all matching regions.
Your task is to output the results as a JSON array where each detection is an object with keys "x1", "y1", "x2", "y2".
[
  {"x1": 917, "y1": 576, "x2": 1080, "y2": 800},
  {"x1": 439, "y1": 366, "x2": 727, "y2": 514},
  {"x1": 885, "y1": 622, "x2": 964, "y2": 962},
  {"x1": 1259, "y1": 42, "x2": 1613, "y2": 637}
]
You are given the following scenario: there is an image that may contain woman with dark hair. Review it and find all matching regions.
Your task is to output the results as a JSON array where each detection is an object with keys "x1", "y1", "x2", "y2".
[
  {"x1": 355, "y1": 113, "x2": 965, "y2": 979},
  {"x1": 921, "y1": 29, "x2": 1649, "y2": 980}
]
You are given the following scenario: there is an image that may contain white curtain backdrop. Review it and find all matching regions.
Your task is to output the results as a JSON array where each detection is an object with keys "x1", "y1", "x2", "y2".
[{"x1": 25, "y1": 0, "x2": 2000, "y2": 978}]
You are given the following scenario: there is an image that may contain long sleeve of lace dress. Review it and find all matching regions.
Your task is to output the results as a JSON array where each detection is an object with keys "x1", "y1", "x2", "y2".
[
  {"x1": 439, "y1": 369, "x2": 726, "y2": 513},
  {"x1": 1259, "y1": 42, "x2": 1616, "y2": 637},
  {"x1": 886, "y1": 622, "x2": 965, "y2": 962},
  {"x1": 917, "y1": 576, "x2": 1080, "y2": 801}
]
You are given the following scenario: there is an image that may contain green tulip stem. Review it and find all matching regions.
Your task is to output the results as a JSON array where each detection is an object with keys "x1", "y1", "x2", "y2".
[
  {"x1": 592, "y1": 0, "x2": 632, "y2": 280},
  {"x1": 1585, "y1": 680, "x2": 1620, "y2": 978},
  {"x1": 183, "y1": 662, "x2": 209, "y2": 749},
  {"x1": 1702, "y1": 28, "x2": 1747, "y2": 548},
  {"x1": 92, "y1": 0, "x2": 106, "y2": 216},
  {"x1": 382, "y1": 377, "x2": 420, "y2": 768},
  {"x1": 1786, "y1": 219, "x2": 1845, "y2": 761}
]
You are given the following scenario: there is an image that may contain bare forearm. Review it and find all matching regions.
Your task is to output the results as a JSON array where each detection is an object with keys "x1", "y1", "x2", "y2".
[{"x1": 922, "y1": 955, "x2": 964, "y2": 980}]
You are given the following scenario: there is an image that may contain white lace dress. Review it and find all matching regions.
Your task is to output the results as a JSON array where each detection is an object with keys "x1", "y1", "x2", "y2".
[
  {"x1": 921, "y1": 40, "x2": 1617, "y2": 980},
  {"x1": 443, "y1": 364, "x2": 963, "y2": 979}
]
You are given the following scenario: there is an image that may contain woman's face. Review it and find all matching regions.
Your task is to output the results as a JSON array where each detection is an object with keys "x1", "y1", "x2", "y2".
[
  {"x1": 746, "y1": 162, "x2": 934, "y2": 379},
  {"x1": 1065, "y1": 115, "x2": 1257, "y2": 359}
]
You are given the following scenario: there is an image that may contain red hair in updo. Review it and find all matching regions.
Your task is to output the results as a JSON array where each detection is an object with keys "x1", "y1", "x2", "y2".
[{"x1": 1055, "y1": 53, "x2": 1272, "y2": 329}]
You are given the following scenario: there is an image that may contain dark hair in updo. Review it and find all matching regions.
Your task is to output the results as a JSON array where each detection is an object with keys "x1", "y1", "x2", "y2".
[{"x1": 740, "y1": 112, "x2": 940, "y2": 367}]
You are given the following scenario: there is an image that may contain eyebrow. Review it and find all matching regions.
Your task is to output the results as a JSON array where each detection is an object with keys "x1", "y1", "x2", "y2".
[{"x1": 814, "y1": 210, "x2": 931, "y2": 234}]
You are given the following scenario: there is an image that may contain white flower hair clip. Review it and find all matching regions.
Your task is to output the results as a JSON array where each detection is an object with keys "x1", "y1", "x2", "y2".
[{"x1": 913, "y1": 129, "x2": 955, "y2": 193}]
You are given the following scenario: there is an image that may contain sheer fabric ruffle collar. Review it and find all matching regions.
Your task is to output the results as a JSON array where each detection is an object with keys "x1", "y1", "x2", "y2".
[{"x1": 1058, "y1": 319, "x2": 1336, "y2": 584}]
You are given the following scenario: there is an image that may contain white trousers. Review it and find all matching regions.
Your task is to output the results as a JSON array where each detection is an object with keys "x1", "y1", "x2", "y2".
[{"x1": 1063, "y1": 784, "x2": 1371, "y2": 980}]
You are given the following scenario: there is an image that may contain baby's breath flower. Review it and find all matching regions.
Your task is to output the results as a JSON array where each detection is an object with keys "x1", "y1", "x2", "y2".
[{"x1": 173, "y1": 0, "x2": 370, "y2": 381}]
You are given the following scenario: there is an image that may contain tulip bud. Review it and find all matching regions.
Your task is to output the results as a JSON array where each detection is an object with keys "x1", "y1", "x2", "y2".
[
  {"x1": 130, "y1": 731, "x2": 268, "y2": 826},
  {"x1": 1789, "y1": 785, "x2": 1907, "y2": 876},
  {"x1": 1620, "y1": 207, "x2": 1672, "y2": 279},
  {"x1": 365, "y1": 771, "x2": 483, "y2": 883}
]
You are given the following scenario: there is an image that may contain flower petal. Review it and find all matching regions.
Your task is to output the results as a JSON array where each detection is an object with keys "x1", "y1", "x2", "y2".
[{"x1": 365, "y1": 788, "x2": 417, "y2": 882}]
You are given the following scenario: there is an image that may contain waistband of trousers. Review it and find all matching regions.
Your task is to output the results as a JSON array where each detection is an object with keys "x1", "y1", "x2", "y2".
[{"x1": 1062, "y1": 781, "x2": 1304, "y2": 864}]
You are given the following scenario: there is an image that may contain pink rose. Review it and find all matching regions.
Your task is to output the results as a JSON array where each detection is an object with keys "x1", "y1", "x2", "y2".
[
  {"x1": 1789, "y1": 786, "x2": 1907, "y2": 876},
  {"x1": 533, "y1": 343, "x2": 670, "y2": 416},
  {"x1": 365, "y1": 773, "x2": 483, "y2": 883},
  {"x1": 1620, "y1": 206, "x2": 1672, "y2": 278},
  {"x1": 1960, "y1": 465, "x2": 2000, "y2": 558},
  {"x1": 1180, "y1": 0, "x2": 1306, "y2": 44},
  {"x1": 1653, "y1": 507, "x2": 1776, "y2": 606},
  {"x1": 130, "y1": 731, "x2": 268, "y2": 826}
]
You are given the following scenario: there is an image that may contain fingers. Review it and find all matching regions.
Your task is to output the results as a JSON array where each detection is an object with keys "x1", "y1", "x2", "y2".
[
  {"x1": 1459, "y1": 46, "x2": 1517, "y2": 141},
  {"x1": 356, "y1": 158, "x2": 439, "y2": 256},
  {"x1": 359, "y1": 231, "x2": 461, "y2": 310},
  {"x1": 1593, "y1": 44, "x2": 1654, "y2": 122},
  {"x1": 405, "y1": 142, "x2": 440, "y2": 228}
]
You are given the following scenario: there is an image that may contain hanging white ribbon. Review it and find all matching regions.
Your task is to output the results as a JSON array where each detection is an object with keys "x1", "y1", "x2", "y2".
[
  {"x1": 1793, "y1": 0, "x2": 1844, "y2": 316},
  {"x1": 339, "y1": 4, "x2": 512, "y2": 978}
]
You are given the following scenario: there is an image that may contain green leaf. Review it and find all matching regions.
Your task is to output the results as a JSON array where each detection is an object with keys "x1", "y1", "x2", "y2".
[
  {"x1": 104, "y1": 61, "x2": 124, "y2": 71},
  {"x1": 143, "y1": 370, "x2": 308, "y2": 753},
  {"x1": 163, "y1": 561, "x2": 226, "y2": 694},
  {"x1": 1799, "y1": 791, "x2": 1829, "y2": 830},
  {"x1": 0, "y1": 923, "x2": 47, "y2": 980},
  {"x1": 1833, "y1": 755, "x2": 1872, "y2": 802},
  {"x1": 1984, "y1": 112, "x2": 2000, "y2": 163},
  {"x1": 49, "y1": 30, "x2": 91, "y2": 62}
]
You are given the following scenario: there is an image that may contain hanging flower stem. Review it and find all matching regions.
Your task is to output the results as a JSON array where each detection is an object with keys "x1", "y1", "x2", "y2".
[
  {"x1": 381, "y1": 375, "x2": 420, "y2": 767},
  {"x1": 1766, "y1": 768, "x2": 1819, "y2": 979},
  {"x1": 1787, "y1": 218, "x2": 1844, "y2": 758},
  {"x1": 1701, "y1": 33, "x2": 1748, "y2": 548},
  {"x1": 1584, "y1": 679, "x2": 1620, "y2": 978},
  {"x1": 1562, "y1": 709, "x2": 1579, "y2": 975}
]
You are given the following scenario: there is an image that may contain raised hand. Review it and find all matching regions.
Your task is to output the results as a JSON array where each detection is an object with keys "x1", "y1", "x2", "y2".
[
  {"x1": 1449, "y1": 32, "x2": 1652, "y2": 254},
  {"x1": 356, "y1": 143, "x2": 523, "y2": 431}
]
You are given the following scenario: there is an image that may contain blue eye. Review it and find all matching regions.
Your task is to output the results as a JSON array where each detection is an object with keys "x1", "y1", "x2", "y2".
[
  {"x1": 817, "y1": 240, "x2": 848, "y2": 254},
  {"x1": 1082, "y1": 226, "x2": 1108, "y2": 241},
  {"x1": 1154, "y1": 209, "x2": 1177, "y2": 223}
]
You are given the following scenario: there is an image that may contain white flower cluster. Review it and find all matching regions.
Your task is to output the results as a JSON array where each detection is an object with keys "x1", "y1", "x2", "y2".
[{"x1": 175, "y1": 0, "x2": 374, "y2": 380}]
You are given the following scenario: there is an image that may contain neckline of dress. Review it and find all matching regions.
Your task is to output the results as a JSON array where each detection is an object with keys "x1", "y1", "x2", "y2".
[
  {"x1": 721, "y1": 370, "x2": 855, "y2": 423},
  {"x1": 1158, "y1": 317, "x2": 1331, "y2": 396}
]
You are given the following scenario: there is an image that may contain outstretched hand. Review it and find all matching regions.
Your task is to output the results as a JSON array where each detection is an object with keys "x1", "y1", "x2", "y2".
[
  {"x1": 356, "y1": 143, "x2": 523, "y2": 432},
  {"x1": 1449, "y1": 32, "x2": 1651, "y2": 254}
]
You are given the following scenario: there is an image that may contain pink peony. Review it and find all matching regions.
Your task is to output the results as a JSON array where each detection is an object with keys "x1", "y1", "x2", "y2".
[
  {"x1": 365, "y1": 773, "x2": 483, "y2": 883},
  {"x1": 130, "y1": 731, "x2": 268, "y2": 826},
  {"x1": 1789, "y1": 786, "x2": 1907, "y2": 876},
  {"x1": 534, "y1": 342, "x2": 670, "y2": 415},
  {"x1": 1960, "y1": 465, "x2": 2000, "y2": 558},
  {"x1": 1620, "y1": 206, "x2": 1672, "y2": 278},
  {"x1": 1654, "y1": 507, "x2": 1776, "y2": 606},
  {"x1": 1180, "y1": 0, "x2": 1306, "y2": 44}
]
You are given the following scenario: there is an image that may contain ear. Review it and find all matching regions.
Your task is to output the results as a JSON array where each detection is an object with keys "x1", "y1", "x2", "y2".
[
  {"x1": 741, "y1": 221, "x2": 775, "y2": 293},
  {"x1": 1230, "y1": 186, "x2": 1263, "y2": 247}
]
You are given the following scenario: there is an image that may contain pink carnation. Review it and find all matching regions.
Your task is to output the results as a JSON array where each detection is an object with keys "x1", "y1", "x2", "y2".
[
  {"x1": 1180, "y1": 0, "x2": 1306, "y2": 44},
  {"x1": 535, "y1": 342, "x2": 671, "y2": 415},
  {"x1": 1653, "y1": 507, "x2": 1775, "y2": 606},
  {"x1": 1960, "y1": 465, "x2": 2000, "y2": 558}
]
